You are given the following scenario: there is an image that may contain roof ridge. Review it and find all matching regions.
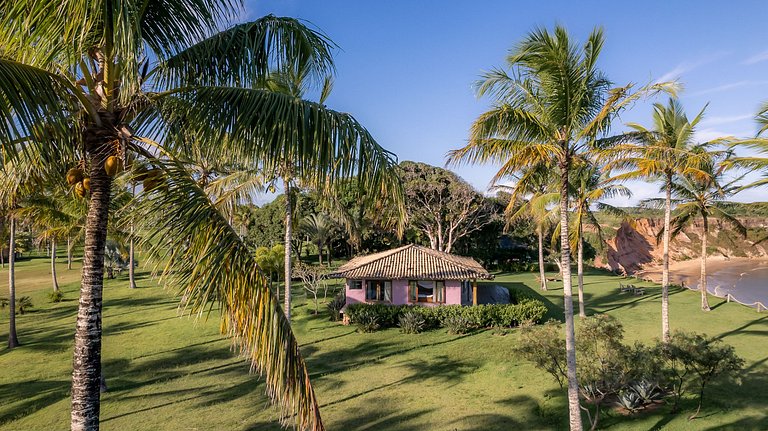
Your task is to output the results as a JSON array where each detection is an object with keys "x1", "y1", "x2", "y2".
[{"x1": 336, "y1": 244, "x2": 416, "y2": 272}]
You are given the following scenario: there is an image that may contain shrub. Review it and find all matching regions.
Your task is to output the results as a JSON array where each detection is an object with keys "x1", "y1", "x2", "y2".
[
  {"x1": 327, "y1": 293, "x2": 346, "y2": 321},
  {"x1": 398, "y1": 310, "x2": 426, "y2": 334},
  {"x1": 0, "y1": 296, "x2": 33, "y2": 314},
  {"x1": 354, "y1": 308, "x2": 380, "y2": 333},
  {"x1": 443, "y1": 314, "x2": 473, "y2": 334},
  {"x1": 48, "y1": 291, "x2": 64, "y2": 303},
  {"x1": 343, "y1": 300, "x2": 547, "y2": 332}
]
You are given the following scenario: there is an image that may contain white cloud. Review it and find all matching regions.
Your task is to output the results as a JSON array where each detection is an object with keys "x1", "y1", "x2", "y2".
[
  {"x1": 689, "y1": 80, "x2": 768, "y2": 97},
  {"x1": 744, "y1": 50, "x2": 768, "y2": 65},
  {"x1": 694, "y1": 128, "x2": 752, "y2": 143},
  {"x1": 654, "y1": 53, "x2": 725, "y2": 84},
  {"x1": 699, "y1": 114, "x2": 754, "y2": 127}
]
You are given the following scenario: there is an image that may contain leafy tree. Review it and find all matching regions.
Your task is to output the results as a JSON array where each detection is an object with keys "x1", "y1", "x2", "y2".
[
  {"x1": 254, "y1": 244, "x2": 285, "y2": 300},
  {"x1": 0, "y1": 4, "x2": 402, "y2": 430},
  {"x1": 447, "y1": 26, "x2": 674, "y2": 429},
  {"x1": 660, "y1": 331, "x2": 744, "y2": 419},
  {"x1": 400, "y1": 161, "x2": 492, "y2": 253}
]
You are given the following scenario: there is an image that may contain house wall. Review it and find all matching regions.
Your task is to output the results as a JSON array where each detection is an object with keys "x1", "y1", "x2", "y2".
[{"x1": 345, "y1": 279, "x2": 463, "y2": 306}]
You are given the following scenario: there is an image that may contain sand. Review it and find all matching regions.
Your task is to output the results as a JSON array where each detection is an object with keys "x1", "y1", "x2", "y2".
[{"x1": 636, "y1": 257, "x2": 768, "y2": 308}]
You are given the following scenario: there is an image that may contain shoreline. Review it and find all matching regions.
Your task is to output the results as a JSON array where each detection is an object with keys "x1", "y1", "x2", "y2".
[{"x1": 635, "y1": 256, "x2": 768, "y2": 307}]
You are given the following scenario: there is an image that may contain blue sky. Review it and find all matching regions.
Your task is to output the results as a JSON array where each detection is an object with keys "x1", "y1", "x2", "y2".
[{"x1": 243, "y1": 1, "x2": 768, "y2": 205}]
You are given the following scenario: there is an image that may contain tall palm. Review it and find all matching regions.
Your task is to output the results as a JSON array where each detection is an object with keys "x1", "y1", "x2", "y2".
[
  {"x1": 447, "y1": 26, "x2": 674, "y2": 430},
  {"x1": 654, "y1": 155, "x2": 746, "y2": 311},
  {"x1": 504, "y1": 166, "x2": 558, "y2": 291},
  {"x1": 606, "y1": 98, "x2": 711, "y2": 340},
  {"x1": 568, "y1": 163, "x2": 631, "y2": 317},
  {"x1": 0, "y1": 4, "x2": 401, "y2": 431},
  {"x1": 259, "y1": 59, "x2": 334, "y2": 321}
]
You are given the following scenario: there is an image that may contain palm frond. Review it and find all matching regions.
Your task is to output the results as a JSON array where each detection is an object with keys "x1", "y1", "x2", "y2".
[
  {"x1": 156, "y1": 15, "x2": 336, "y2": 89},
  {"x1": 134, "y1": 159, "x2": 324, "y2": 431}
]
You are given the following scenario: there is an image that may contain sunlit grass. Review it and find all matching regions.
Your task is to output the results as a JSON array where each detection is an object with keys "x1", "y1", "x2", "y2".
[{"x1": 1, "y1": 257, "x2": 766, "y2": 430}]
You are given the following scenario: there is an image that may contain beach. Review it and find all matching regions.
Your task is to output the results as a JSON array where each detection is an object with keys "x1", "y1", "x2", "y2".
[{"x1": 636, "y1": 257, "x2": 768, "y2": 308}]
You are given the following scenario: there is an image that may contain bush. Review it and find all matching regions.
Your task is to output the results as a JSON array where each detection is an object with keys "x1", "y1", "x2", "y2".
[
  {"x1": 443, "y1": 314, "x2": 473, "y2": 334},
  {"x1": 398, "y1": 310, "x2": 426, "y2": 334},
  {"x1": 354, "y1": 308, "x2": 380, "y2": 333},
  {"x1": 516, "y1": 315, "x2": 745, "y2": 428},
  {"x1": 327, "y1": 293, "x2": 346, "y2": 321},
  {"x1": 344, "y1": 300, "x2": 548, "y2": 332},
  {"x1": 0, "y1": 296, "x2": 33, "y2": 314},
  {"x1": 48, "y1": 290, "x2": 64, "y2": 303}
]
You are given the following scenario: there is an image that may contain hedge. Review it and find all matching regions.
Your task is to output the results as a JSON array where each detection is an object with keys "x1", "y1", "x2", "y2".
[{"x1": 344, "y1": 299, "x2": 547, "y2": 331}]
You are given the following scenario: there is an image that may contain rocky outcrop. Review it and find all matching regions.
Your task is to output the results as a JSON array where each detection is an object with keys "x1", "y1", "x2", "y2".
[{"x1": 594, "y1": 218, "x2": 768, "y2": 274}]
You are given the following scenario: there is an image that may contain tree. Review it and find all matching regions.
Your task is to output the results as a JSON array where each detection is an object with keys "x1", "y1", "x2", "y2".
[
  {"x1": 1, "y1": 5, "x2": 402, "y2": 430},
  {"x1": 506, "y1": 166, "x2": 558, "y2": 290},
  {"x1": 255, "y1": 244, "x2": 286, "y2": 300},
  {"x1": 400, "y1": 161, "x2": 492, "y2": 253},
  {"x1": 570, "y1": 163, "x2": 630, "y2": 317},
  {"x1": 301, "y1": 213, "x2": 336, "y2": 266},
  {"x1": 293, "y1": 262, "x2": 326, "y2": 314},
  {"x1": 656, "y1": 153, "x2": 746, "y2": 311},
  {"x1": 606, "y1": 98, "x2": 709, "y2": 341},
  {"x1": 447, "y1": 26, "x2": 674, "y2": 430}
]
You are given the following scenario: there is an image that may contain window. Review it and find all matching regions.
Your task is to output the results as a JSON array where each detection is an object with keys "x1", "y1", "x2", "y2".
[
  {"x1": 365, "y1": 280, "x2": 392, "y2": 302},
  {"x1": 461, "y1": 281, "x2": 472, "y2": 304},
  {"x1": 409, "y1": 280, "x2": 445, "y2": 303},
  {"x1": 349, "y1": 280, "x2": 363, "y2": 290}
]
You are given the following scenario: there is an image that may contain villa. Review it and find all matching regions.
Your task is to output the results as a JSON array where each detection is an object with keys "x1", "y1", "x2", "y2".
[{"x1": 329, "y1": 244, "x2": 494, "y2": 307}]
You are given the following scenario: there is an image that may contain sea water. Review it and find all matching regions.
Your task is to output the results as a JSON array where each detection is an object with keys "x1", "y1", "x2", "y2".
[{"x1": 690, "y1": 260, "x2": 768, "y2": 308}]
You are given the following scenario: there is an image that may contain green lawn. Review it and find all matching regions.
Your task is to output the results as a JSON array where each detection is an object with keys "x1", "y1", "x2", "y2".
[{"x1": 1, "y1": 256, "x2": 767, "y2": 430}]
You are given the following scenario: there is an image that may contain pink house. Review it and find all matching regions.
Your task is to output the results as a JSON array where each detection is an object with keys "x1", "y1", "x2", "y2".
[{"x1": 329, "y1": 244, "x2": 494, "y2": 307}]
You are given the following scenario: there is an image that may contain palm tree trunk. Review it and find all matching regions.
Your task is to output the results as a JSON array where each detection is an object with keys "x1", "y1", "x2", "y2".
[
  {"x1": 283, "y1": 178, "x2": 293, "y2": 321},
  {"x1": 52, "y1": 239, "x2": 60, "y2": 293},
  {"x1": 537, "y1": 227, "x2": 548, "y2": 290},
  {"x1": 129, "y1": 184, "x2": 137, "y2": 290},
  {"x1": 7, "y1": 215, "x2": 19, "y2": 349},
  {"x1": 559, "y1": 161, "x2": 583, "y2": 431},
  {"x1": 317, "y1": 241, "x2": 323, "y2": 265},
  {"x1": 577, "y1": 222, "x2": 585, "y2": 318},
  {"x1": 661, "y1": 175, "x2": 672, "y2": 342},
  {"x1": 67, "y1": 236, "x2": 73, "y2": 270},
  {"x1": 700, "y1": 215, "x2": 710, "y2": 311},
  {"x1": 71, "y1": 151, "x2": 113, "y2": 431},
  {"x1": 128, "y1": 234, "x2": 137, "y2": 289}
]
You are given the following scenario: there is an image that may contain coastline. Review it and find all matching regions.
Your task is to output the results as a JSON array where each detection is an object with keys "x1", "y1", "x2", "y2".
[{"x1": 635, "y1": 256, "x2": 768, "y2": 307}]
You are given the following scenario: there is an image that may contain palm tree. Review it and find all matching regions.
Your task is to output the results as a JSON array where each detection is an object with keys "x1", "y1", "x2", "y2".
[
  {"x1": 570, "y1": 163, "x2": 630, "y2": 317},
  {"x1": 653, "y1": 154, "x2": 746, "y2": 311},
  {"x1": 606, "y1": 98, "x2": 711, "y2": 340},
  {"x1": 301, "y1": 213, "x2": 336, "y2": 266},
  {"x1": 258, "y1": 59, "x2": 335, "y2": 321},
  {"x1": 447, "y1": 26, "x2": 674, "y2": 430},
  {"x1": 0, "y1": 5, "x2": 401, "y2": 430},
  {"x1": 505, "y1": 166, "x2": 558, "y2": 291}
]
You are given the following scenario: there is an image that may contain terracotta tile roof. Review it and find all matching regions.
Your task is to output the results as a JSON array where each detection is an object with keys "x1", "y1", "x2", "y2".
[{"x1": 328, "y1": 244, "x2": 494, "y2": 280}]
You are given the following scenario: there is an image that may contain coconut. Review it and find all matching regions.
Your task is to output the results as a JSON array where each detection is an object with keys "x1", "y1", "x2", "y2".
[
  {"x1": 142, "y1": 170, "x2": 164, "y2": 191},
  {"x1": 66, "y1": 168, "x2": 84, "y2": 185},
  {"x1": 75, "y1": 182, "x2": 87, "y2": 198},
  {"x1": 82, "y1": 177, "x2": 91, "y2": 191},
  {"x1": 104, "y1": 156, "x2": 121, "y2": 176}
]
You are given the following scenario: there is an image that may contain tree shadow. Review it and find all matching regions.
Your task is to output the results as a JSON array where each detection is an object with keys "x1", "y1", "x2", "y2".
[{"x1": 0, "y1": 379, "x2": 69, "y2": 426}]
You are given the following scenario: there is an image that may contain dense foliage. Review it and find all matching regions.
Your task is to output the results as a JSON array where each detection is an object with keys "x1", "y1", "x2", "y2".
[{"x1": 345, "y1": 299, "x2": 548, "y2": 332}]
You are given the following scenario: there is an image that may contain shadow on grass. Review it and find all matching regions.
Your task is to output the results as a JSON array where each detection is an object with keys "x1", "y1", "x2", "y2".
[{"x1": 0, "y1": 379, "x2": 69, "y2": 426}]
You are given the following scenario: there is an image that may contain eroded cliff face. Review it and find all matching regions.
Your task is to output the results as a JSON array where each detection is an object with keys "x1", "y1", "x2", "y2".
[{"x1": 594, "y1": 218, "x2": 768, "y2": 274}]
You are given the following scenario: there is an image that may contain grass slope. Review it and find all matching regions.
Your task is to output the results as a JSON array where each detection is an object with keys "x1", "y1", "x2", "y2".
[{"x1": 1, "y1": 255, "x2": 767, "y2": 430}]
